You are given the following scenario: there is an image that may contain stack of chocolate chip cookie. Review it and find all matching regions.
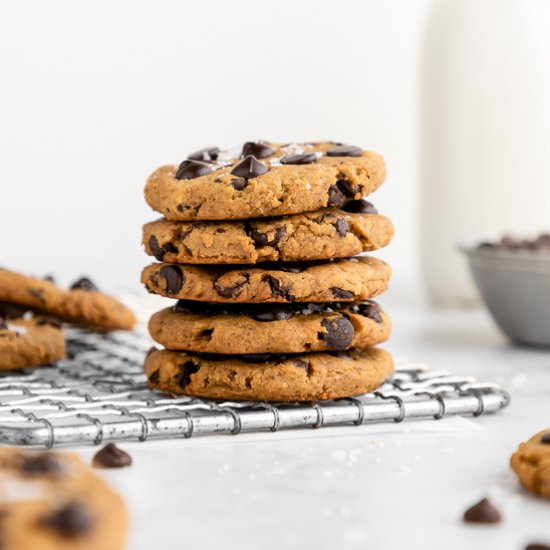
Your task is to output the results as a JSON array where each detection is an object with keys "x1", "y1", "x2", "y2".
[{"x1": 142, "y1": 141, "x2": 394, "y2": 402}]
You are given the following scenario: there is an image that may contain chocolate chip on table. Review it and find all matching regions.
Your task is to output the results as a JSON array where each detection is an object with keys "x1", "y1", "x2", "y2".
[
  {"x1": 249, "y1": 304, "x2": 295, "y2": 322},
  {"x1": 175, "y1": 361, "x2": 200, "y2": 388},
  {"x1": 41, "y1": 502, "x2": 94, "y2": 538},
  {"x1": 462, "y1": 498, "x2": 502, "y2": 524},
  {"x1": 540, "y1": 433, "x2": 550, "y2": 444},
  {"x1": 20, "y1": 453, "x2": 64, "y2": 476},
  {"x1": 330, "y1": 287, "x2": 355, "y2": 299},
  {"x1": 352, "y1": 300, "x2": 383, "y2": 323},
  {"x1": 159, "y1": 265, "x2": 184, "y2": 295},
  {"x1": 92, "y1": 443, "x2": 132, "y2": 469},
  {"x1": 70, "y1": 277, "x2": 98, "y2": 292},
  {"x1": 175, "y1": 159, "x2": 212, "y2": 180},
  {"x1": 249, "y1": 226, "x2": 287, "y2": 247},
  {"x1": 318, "y1": 317, "x2": 354, "y2": 350},
  {"x1": 333, "y1": 218, "x2": 349, "y2": 237},
  {"x1": 326, "y1": 145, "x2": 362, "y2": 157},
  {"x1": 188, "y1": 146, "x2": 220, "y2": 162},
  {"x1": 280, "y1": 153, "x2": 317, "y2": 165},
  {"x1": 342, "y1": 199, "x2": 378, "y2": 214},
  {"x1": 241, "y1": 141, "x2": 274, "y2": 159},
  {"x1": 231, "y1": 155, "x2": 268, "y2": 180}
]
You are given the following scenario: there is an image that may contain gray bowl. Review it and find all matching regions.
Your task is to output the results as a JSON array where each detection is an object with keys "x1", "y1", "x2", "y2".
[{"x1": 462, "y1": 246, "x2": 550, "y2": 347}]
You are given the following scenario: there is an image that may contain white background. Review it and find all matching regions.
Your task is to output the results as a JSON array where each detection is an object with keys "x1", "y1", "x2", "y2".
[{"x1": 0, "y1": 0, "x2": 432, "y2": 301}]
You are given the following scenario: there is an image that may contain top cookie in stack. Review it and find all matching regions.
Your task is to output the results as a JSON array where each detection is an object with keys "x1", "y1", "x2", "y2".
[{"x1": 142, "y1": 141, "x2": 394, "y2": 402}]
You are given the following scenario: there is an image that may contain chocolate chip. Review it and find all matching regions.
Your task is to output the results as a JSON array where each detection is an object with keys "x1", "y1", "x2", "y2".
[
  {"x1": 352, "y1": 301, "x2": 383, "y2": 323},
  {"x1": 327, "y1": 184, "x2": 347, "y2": 207},
  {"x1": 249, "y1": 226, "x2": 287, "y2": 247},
  {"x1": 280, "y1": 153, "x2": 317, "y2": 165},
  {"x1": 336, "y1": 179, "x2": 359, "y2": 198},
  {"x1": 148, "y1": 236, "x2": 165, "y2": 261},
  {"x1": 238, "y1": 354, "x2": 274, "y2": 363},
  {"x1": 231, "y1": 178, "x2": 248, "y2": 190},
  {"x1": 326, "y1": 145, "x2": 362, "y2": 157},
  {"x1": 231, "y1": 155, "x2": 268, "y2": 180},
  {"x1": 333, "y1": 218, "x2": 349, "y2": 237},
  {"x1": 20, "y1": 453, "x2": 64, "y2": 476},
  {"x1": 175, "y1": 160, "x2": 212, "y2": 180},
  {"x1": 330, "y1": 287, "x2": 355, "y2": 299},
  {"x1": 159, "y1": 265, "x2": 184, "y2": 295},
  {"x1": 241, "y1": 141, "x2": 274, "y2": 159},
  {"x1": 541, "y1": 433, "x2": 550, "y2": 444},
  {"x1": 92, "y1": 443, "x2": 132, "y2": 469},
  {"x1": 149, "y1": 369, "x2": 160, "y2": 384},
  {"x1": 249, "y1": 305, "x2": 294, "y2": 322},
  {"x1": 188, "y1": 146, "x2": 220, "y2": 162},
  {"x1": 463, "y1": 498, "x2": 501, "y2": 524},
  {"x1": 319, "y1": 317, "x2": 354, "y2": 350},
  {"x1": 525, "y1": 544, "x2": 550, "y2": 550},
  {"x1": 70, "y1": 277, "x2": 98, "y2": 292},
  {"x1": 41, "y1": 502, "x2": 94, "y2": 538},
  {"x1": 342, "y1": 199, "x2": 378, "y2": 214},
  {"x1": 36, "y1": 317, "x2": 63, "y2": 329},
  {"x1": 175, "y1": 361, "x2": 200, "y2": 388},
  {"x1": 214, "y1": 272, "x2": 250, "y2": 298},
  {"x1": 292, "y1": 359, "x2": 312, "y2": 375},
  {"x1": 43, "y1": 274, "x2": 56, "y2": 284},
  {"x1": 177, "y1": 204, "x2": 189, "y2": 212},
  {"x1": 264, "y1": 275, "x2": 293, "y2": 301}
]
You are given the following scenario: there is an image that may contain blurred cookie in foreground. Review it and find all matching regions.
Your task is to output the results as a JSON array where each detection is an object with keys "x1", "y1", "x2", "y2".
[
  {"x1": 0, "y1": 317, "x2": 65, "y2": 371},
  {"x1": 0, "y1": 448, "x2": 128, "y2": 550},
  {"x1": 145, "y1": 347, "x2": 394, "y2": 402},
  {"x1": 510, "y1": 430, "x2": 550, "y2": 497},
  {"x1": 0, "y1": 269, "x2": 136, "y2": 332}
]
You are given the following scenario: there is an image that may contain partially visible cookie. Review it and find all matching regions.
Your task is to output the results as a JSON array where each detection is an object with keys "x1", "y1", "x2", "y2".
[
  {"x1": 142, "y1": 200, "x2": 393, "y2": 264},
  {"x1": 0, "y1": 269, "x2": 136, "y2": 332},
  {"x1": 0, "y1": 448, "x2": 128, "y2": 549},
  {"x1": 0, "y1": 317, "x2": 65, "y2": 371},
  {"x1": 141, "y1": 256, "x2": 391, "y2": 304},
  {"x1": 510, "y1": 430, "x2": 550, "y2": 497},
  {"x1": 149, "y1": 299, "x2": 390, "y2": 354},
  {"x1": 145, "y1": 141, "x2": 386, "y2": 221},
  {"x1": 145, "y1": 347, "x2": 394, "y2": 402}
]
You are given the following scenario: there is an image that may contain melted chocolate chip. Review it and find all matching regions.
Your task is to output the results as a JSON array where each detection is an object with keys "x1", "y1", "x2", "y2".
[
  {"x1": 149, "y1": 236, "x2": 178, "y2": 261},
  {"x1": 319, "y1": 317, "x2": 354, "y2": 350},
  {"x1": 336, "y1": 179, "x2": 359, "y2": 198},
  {"x1": 249, "y1": 226, "x2": 287, "y2": 248},
  {"x1": 175, "y1": 361, "x2": 200, "y2": 388},
  {"x1": 351, "y1": 300, "x2": 383, "y2": 323},
  {"x1": 149, "y1": 369, "x2": 160, "y2": 384},
  {"x1": 159, "y1": 265, "x2": 184, "y2": 295},
  {"x1": 280, "y1": 153, "x2": 317, "y2": 165},
  {"x1": 188, "y1": 146, "x2": 220, "y2": 162},
  {"x1": 342, "y1": 199, "x2": 378, "y2": 214},
  {"x1": 327, "y1": 184, "x2": 347, "y2": 207},
  {"x1": 175, "y1": 160, "x2": 212, "y2": 180},
  {"x1": 70, "y1": 277, "x2": 98, "y2": 292},
  {"x1": 92, "y1": 443, "x2": 132, "y2": 469},
  {"x1": 264, "y1": 275, "x2": 293, "y2": 301},
  {"x1": 330, "y1": 287, "x2": 355, "y2": 299},
  {"x1": 541, "y1": 433, "x2": 550, "y2": 444},
  {"x1": 463, "y1": 498, "x2": 501, "y2": 524},
  {"x1": 231, "y1": 178, "x2": 248, "y2": 191},
  {"x1": 333, "y1": 218, "x2": 349, "y2": 237},
  {"x1": 214, "y1": 272, "x2": 250, "y2": 298},
  {"x1": 326, "y1": 145, "x2": 362, "y2": 157},
  {"x1": 250, "y1": 305, "x2": 294, "y2": 322},
  {"x1": 41, "y1": 502, "x2": 94, "y2": 538},
  {"x1": 241, "y1": 141, "x2": 274, "y2": 159},
  {"x1": 20, "y1": 453, "x2": 64, "y2": 476},
  {"x1": 231, "y1": 155, "x2": 268, "y2": 180},
  {"x1": 238, "y1": 354, "x2": 275, "y2": 363}
]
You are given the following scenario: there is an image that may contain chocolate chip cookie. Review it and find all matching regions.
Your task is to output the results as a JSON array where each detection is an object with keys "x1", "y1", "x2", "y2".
[
  {"x1": 141, "y1": 256, "x2": 391, "y2": 304},
  {"x1": 0, "y1": 448, "x2": 128, "y2": 549},
  {"x1": 0, "y1": 317, "x2": 65, "y2": 371},
  {"x1": 142, "y1": 200, "x2": 393, "y2": 264},
  {"x1": 145, "y1": 347, "x2": 393, "y2": 402},
  {"x1": 0, "y1": 269, "x2": 136, "y2": 331},
  {"x1": 510, "y1": 430, "x2": 550, "y2": 497},
  {"x1": 145, "y1": 141, "x2": 386, "y2": 221},
  {"x1": 149, "y1": 299, "x2": 390, "y2": 354}
]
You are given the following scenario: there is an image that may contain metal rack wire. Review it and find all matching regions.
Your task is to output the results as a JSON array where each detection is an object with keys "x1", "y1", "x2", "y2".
[{"x1": 0, "y1": 329, "x2": 510, "y2": 447}]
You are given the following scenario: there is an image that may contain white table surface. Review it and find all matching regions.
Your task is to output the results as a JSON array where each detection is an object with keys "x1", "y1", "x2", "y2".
[{"x1": 73, "y1": 303, "x2": 550, "y2": 550}]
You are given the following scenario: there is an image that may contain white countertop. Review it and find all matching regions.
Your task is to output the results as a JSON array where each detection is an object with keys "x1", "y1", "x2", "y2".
[{"x1": 75, "y1": 304, "x2": 550, "y2": 550}]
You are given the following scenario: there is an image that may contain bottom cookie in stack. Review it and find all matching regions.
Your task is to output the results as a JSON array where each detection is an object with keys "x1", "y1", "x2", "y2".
[{"x1": 145, "y1": 299, "x2": 393, "y2": 402}]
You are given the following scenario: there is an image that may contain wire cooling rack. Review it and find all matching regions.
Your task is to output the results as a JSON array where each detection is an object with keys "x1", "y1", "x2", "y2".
[{"x1": 0, "y1": 329, "x2": 510, "y2": 447}]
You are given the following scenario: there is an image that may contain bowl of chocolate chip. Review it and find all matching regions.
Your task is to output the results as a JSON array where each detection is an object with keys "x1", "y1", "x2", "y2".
[{"x1": 463, "y1": 234, "x2": 550, "y2": 347}]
